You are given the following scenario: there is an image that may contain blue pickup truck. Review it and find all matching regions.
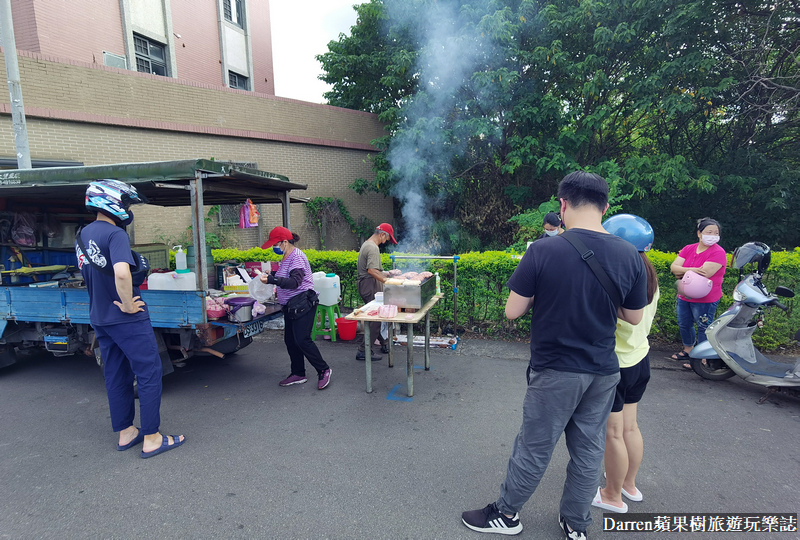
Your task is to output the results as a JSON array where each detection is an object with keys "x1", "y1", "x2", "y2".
[{"x1": 0, "y1": 159, "x2": 305, "y2": 375}]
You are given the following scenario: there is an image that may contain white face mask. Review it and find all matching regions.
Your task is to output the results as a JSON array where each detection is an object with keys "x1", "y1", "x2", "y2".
[
  {"x1": 701, "y1": 234, "x2": 720, "y2": 246},
  {"x1": 544, "y1": 229, "x2": 558, "y2": 237}
]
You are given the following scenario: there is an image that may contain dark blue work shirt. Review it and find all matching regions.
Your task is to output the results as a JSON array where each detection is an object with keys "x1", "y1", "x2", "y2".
[{"x1": 76, "y1": 220, "x2": 150, "y2": 326}]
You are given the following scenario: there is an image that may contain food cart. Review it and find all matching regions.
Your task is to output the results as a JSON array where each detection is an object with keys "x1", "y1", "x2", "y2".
[{"x1": 0, "y1": 159, "x2": 306, "y2": 374}]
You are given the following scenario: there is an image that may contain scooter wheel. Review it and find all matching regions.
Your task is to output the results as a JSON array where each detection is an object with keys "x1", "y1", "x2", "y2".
[{"x1": 689, "y1": 357, "x2": 736, "y2": 381}]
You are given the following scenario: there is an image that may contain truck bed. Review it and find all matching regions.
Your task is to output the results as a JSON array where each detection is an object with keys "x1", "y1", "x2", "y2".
[{"x1": 0, "y1": 287, "x2": 207, "y2": 326}]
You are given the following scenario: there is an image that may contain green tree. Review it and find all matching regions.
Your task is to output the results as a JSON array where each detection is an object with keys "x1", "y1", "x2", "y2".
[{"x1": 320, "y1": 0, "x2": 800, "y2": 252}]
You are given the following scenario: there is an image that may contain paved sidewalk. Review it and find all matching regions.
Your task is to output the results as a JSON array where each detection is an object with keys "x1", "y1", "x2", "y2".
[{"x1": 1, "y1": 331, "x2": 798, "y2": 539}]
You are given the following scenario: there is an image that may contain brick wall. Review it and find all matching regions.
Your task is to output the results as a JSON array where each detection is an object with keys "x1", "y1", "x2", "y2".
[
  {"x1": 249, "y1": 0, "x2": 275, "y2": 95},
  {"x1": 170, "y1": 0, "x2": 224, "y2": 87},
  {"x1": 11, "y1": 0, "x2": 127, "y2": 64},
  {"x1": 0, "y1": 51, "x2": 391, "y2": 251},
  {"x1": 9, "y1": 1, "x2": 40, "y2": 53},
  {"x1": 0, "y1": 117, "x2": 392, "y2": 250},
  {"x1": 1, "y1": 50, "x2": 385, "y2": 148}
]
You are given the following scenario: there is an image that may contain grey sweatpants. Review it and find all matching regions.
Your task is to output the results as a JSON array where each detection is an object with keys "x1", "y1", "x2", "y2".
[{"x1": 496, "y1": 368, "x2": 619, "y2": 531}]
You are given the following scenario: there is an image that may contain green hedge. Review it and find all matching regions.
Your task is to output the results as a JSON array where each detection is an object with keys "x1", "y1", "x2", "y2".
[{"x1": 208, "y1": 247, "x2": 800, "y2": 350}]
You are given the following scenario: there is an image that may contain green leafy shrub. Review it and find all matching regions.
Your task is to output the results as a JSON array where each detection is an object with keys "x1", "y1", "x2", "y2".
[{"x1": 211, "y1": 247, "x2": 800, "y2": 349}]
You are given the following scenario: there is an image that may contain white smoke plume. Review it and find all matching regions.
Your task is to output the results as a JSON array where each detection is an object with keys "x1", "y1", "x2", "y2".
[{"x1": 383, "y1": 0, "x2": 490, "y2": 253}]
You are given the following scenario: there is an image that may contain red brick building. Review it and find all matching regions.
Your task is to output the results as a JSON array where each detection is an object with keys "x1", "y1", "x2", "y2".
[{"x1": 0, "y1": 0, "x2": 390, "y2": 250}]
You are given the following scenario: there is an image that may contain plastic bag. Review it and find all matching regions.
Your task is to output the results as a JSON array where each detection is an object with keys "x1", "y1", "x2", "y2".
[
  {"x1": 252, "y1": 302, "x2": 266, "y2": 317},
  {"x1": 0, "y1": 219, "x2": 12, "y2": 244},
  {"x1": 239, "y1": 200, "x2": 257, "y2": 229},
  {"x1": 42, "y1": 213, "x2": 62, "y2": 239},
  {"x1": 247, "y1": 199, "x2": 259, "y2": 226},
  {"x1": 11, "y1": 212, "x2": 36, "y2": 247},
  {"x1": 239, "y1": 204, "x2": 247, "y2": 229}
]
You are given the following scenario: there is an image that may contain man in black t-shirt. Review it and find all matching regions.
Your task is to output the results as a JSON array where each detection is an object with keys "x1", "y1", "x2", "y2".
[{"x1": 462, "y1": 172, "x2": 647, "y2": 539}]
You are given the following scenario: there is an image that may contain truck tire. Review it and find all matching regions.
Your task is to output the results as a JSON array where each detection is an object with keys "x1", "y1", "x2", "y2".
[
  {"x1": 211, "y1": 334, "x2": 253, "y2": 355},
  {"x1": 95, "y1": 347, "x2": 138, "y2": 399},
  {"x1": 0, "y1": 345, "x2": 17, "y2": 369},
  {"x1": 94, "y1": 347, "x2": 104, "y2": 369}
]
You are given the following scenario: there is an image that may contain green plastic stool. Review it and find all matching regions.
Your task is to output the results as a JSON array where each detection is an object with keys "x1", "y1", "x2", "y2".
[{"x1": 312, "y1": 303, "x2": 341, "y2": 341}]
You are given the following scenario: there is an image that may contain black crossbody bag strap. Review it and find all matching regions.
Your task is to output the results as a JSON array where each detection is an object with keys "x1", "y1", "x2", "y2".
[
  {"x1": 75, "y1": 227, "x2": 113, "y2": 275},
  {"x1": 560, "y1": 230, "x2": 623, "y2": 307}
]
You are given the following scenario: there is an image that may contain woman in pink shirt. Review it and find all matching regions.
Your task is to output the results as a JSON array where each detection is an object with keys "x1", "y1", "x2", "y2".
[{"x1": 669, "y1": 218, "x2": 727, "y2": 369}]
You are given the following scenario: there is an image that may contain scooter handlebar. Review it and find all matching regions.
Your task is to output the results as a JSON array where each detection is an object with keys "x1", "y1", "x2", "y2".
[{"x1": 768, "y1": 299, "x2": 789, "y2": 311}]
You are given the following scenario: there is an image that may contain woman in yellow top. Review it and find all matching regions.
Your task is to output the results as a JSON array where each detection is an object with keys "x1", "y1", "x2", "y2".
[{"x1": 593, "y1": 214, "x2": 658, "y2": 514}]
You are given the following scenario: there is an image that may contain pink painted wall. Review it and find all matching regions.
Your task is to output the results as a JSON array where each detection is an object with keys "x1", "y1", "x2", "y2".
[
  {"x1": 19, "y1": 0, "x2": 126, "y2": 64},
  {"x1": 170, "y1": 0, "x2": 223, "y2": 87},
  {"x1": 6, "y1": 0, "x2": 275, "y2": 94},
  {"x1": 9, "y1": 0, "x2": 41, "y2": 53},
  {"x1": 251, "y1": 0, "x2": 275, "y2": 95}
]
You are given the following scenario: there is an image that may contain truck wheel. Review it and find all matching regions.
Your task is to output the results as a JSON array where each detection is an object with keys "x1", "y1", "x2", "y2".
[
  {"x1": 0, "y1": 345, "x2": 17, "y2": 369},
  {"x1": 211, "y1": 335, "x2": 253, "y2": 355},
  {"x1": 95, "y1": 348, "x2": 137, "y2": 399},
  {"x1": 94, "y1": 347, "x2": 104, "y2": 369}
]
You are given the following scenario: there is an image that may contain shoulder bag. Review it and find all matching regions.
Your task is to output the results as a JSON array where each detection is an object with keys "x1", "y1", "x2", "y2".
[
  {"x1": 560, "y1": 230, "x2": 622, "y2": 307},
  {"x1": 284, "y1": 289, "x2": 319, "y2": 320}
]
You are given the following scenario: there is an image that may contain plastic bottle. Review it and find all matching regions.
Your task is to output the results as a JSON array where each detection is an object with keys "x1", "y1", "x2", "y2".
[
  {"x1": 435, "y1": 272, "x2": 441, "y2": 295},
  {"x1": 173, "y1": 245, "x2": 188, "y2": 273}
]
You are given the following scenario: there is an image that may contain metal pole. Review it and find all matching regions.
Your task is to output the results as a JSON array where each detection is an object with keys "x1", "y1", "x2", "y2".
[
  {"x1": 453, "y1": 255, "x2": 459, "y2": 337},
  {"x1": 281, "y1": 191, "x2": 290, "y2": 230},
  {"x1": 424, "y1": 310, "x2": 431, "y2": 370},
  {"x1": 406, "y1": 322, "x2": 414, "y2": 397},
  {"x1": 364, "y1": 323, "x2": 372, "y2": 393},
  {"x1": 386, "y1": 253, "x2": 460, "y2": 337},
  {"x1": 0, "y1": 0, "x2": 32, "y2": 168},
  {"x1": 190, "y1": 171, "x2": 206, "y2": 291}
]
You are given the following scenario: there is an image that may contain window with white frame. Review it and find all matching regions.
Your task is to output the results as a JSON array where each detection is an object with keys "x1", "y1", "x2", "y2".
[
  {"x1": 133, "y1": 34, "x2": 168, "y2": 76},
  {"x1": 223, "y1": 0, "x2": 245, "y2": 28},
  {"x1": 228, "y1": 71, "x2": 249, "y2": 90}
]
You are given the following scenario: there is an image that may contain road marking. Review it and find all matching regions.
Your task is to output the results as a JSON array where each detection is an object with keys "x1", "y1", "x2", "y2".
[{"x1": 386, "y1": 384, "x2": 413, "y2": 402}]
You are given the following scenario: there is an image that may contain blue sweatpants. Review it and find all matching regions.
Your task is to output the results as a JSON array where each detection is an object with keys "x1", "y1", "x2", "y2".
[
  {"x1": 94, "y1": 320, "x2": 162, "y2": 435},
  {"x1": 496, "y1": 368, "x2": 619, "y2": 531}
]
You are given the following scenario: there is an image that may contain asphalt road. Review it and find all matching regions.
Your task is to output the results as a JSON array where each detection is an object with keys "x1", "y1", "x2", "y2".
[{"x1": 1, "y1": 331, "x2": 798, "y2": 539}]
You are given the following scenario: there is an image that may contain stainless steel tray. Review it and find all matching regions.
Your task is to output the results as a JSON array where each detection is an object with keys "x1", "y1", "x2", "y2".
[{"x1": 383, "y1": 277, "x2": 436, "y2": 309}]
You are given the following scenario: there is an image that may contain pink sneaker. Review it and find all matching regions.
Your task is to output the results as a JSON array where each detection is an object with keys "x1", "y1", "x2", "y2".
[
  {"x1": 279, "y1": 374, "x2": 307, "y2": 387},
  {"x1": 318, "y1": 368, "x2": 332, "y2": 390}
]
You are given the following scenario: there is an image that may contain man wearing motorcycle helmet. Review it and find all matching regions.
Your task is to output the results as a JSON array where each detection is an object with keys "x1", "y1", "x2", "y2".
[{"x1": 77, "y1": 179, "x2": 185, "y2": 458}]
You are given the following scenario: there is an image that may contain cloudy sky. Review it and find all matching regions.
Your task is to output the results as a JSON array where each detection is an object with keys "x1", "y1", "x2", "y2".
[{"x1": 269, "y1": 1, "x2": 363, "y2": 103}]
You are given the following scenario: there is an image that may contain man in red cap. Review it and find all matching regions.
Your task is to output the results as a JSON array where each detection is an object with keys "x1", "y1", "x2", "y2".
[{"x1": 355, "y1": 223, "x2": 397, "y2": 361}]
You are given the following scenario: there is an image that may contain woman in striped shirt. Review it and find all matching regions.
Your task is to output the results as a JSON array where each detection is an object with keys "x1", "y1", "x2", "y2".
[{"x1": 260, "y1": 226, "x2": 332, "y2": 390}]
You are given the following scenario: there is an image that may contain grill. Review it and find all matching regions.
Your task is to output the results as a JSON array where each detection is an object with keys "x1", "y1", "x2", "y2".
[{"x1": 383, "y1": 277, "x2": 436, "y2": 309}]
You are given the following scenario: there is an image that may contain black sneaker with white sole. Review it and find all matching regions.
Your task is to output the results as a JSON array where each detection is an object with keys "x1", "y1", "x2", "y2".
[
  {"x1": 559, "y1": 514, "x2": 587, "y2": 540},
  {"x1": 461, "y1": 503, "x2": 522, "y2": 535}
]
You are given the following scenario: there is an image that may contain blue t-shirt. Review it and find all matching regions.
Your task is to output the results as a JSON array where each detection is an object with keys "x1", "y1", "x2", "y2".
[
  {"x1": 76, "y1": 220, "x2": 150, "y2": 326},
  {"x1": 507, "y1": 229, "x2": 648, "y2": 375}
]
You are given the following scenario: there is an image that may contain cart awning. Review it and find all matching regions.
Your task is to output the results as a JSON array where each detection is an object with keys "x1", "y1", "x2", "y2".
[{"x1": 0, "y1": 159, "x2": 307, "y2": 208}]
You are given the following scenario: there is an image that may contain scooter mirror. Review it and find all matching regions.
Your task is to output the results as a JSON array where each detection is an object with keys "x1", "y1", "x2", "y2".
[{"x1": 774, "y1": 286, "x2": 795, "y2": 298}]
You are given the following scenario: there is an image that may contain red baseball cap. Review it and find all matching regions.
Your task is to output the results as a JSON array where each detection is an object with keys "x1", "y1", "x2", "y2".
[
  {"x1": 261, "y1": 226, "x2": 294, "y2": 248},
  {"x1": 378, "y1": 223, "x2": 397, "y2": 244}
]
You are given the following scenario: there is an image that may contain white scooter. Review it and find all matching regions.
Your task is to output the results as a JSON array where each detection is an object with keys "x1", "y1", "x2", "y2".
[{"x1": 689, "y1": 242, "x2": 800, "y2": 403}]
